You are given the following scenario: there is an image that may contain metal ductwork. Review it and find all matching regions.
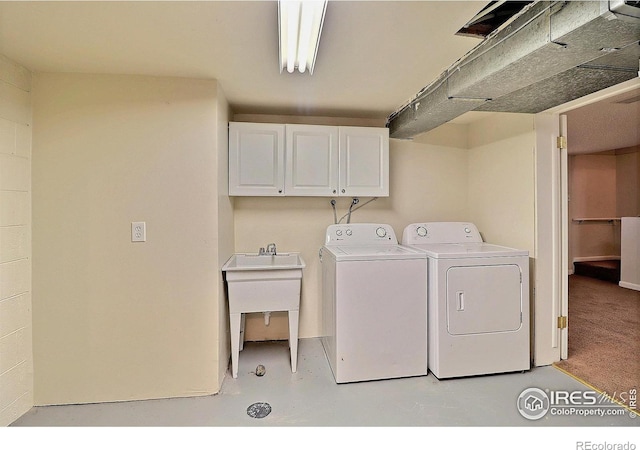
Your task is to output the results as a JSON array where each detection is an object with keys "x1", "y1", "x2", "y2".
[{"x1": 387, "y1": 1, "x2": 640, "y2": 139}]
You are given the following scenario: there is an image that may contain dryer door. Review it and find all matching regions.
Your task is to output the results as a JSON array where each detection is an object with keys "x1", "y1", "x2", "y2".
[{"x1": 446, "y1": 264, "x2": 522, "y2": 335}]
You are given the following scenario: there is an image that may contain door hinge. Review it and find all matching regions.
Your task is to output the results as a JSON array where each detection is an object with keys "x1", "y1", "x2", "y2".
[
  {"x1": 557, "y1": 136, "x2": 567, "y2": 149},
  {"x1": 557, "y1": 315, "x2": 568, "y2": 329}
]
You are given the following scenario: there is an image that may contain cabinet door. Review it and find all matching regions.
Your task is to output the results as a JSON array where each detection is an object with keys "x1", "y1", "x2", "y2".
[
  {"x1": 285, "y1": 124, "x2": 339, "y2": 196},
  {"x1": 229, "y1": 122, "x2": 285, "y2": 196},
  {"x1": 338, "y1": 126, "x2": 389, "y2": 197}
]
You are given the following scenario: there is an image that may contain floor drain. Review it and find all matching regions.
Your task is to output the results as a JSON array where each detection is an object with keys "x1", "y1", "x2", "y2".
[{"x1": 247, "y1": 402, "x2": 272, "y2": 419}]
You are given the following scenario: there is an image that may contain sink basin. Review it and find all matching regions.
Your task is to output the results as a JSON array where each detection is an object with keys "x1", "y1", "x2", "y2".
[{"x1": 222, "y1": 253, "x2": 306, "y2": 271}]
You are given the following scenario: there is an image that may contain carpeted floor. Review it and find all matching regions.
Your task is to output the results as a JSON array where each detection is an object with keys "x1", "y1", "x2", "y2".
[{"x1": 555, "y1": 275, "x2": 640, "y2": 412}]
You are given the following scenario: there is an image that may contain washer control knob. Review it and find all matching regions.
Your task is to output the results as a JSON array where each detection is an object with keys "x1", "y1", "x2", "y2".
[
  {"x1": 336, "y1": 229, "x2": 343, "y2": 236},
  {"x1": 417, "y1": 226, "x2": 428, "y2": 237},
  {"x1": 464, "y1": 227, "x2": 471, "y2": 234},
  {"x1": 346, "y1": 229, "x2": 352, "y2": 236},
  {"x1": 375, "y1": 227, "x2": 387, "y2": 238}
]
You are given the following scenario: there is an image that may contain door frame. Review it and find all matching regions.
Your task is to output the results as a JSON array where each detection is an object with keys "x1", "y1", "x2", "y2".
[{"x1": 533, "y1": 78, "x2": 640, "y2": 366}]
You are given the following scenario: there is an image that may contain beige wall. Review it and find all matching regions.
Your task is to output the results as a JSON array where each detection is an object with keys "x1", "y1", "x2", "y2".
[
  {"x1": 233, "y1": 119, "x2": 470, "y2": 340},
  {"x1": 567, "y1": 148, "x2": 640, "y2": 266},
  {"x1": 616, "y1": 147, "x2": 640, "y2": 218},
  {"x1": 215, "y1": 89, "x2": 233, "y2": 386},
  {"x1": 569, "y1": 153, "x2": 621, "y2": 265},
  {"x1": 467, "y1": 113, "x2": 536, "y2": 253},
  {"x1": 32, "y1": 73, "x2": 227, "y2": 405},
  {"x1": 0, "y1": 55, "x2": 33, "y2": 426}
]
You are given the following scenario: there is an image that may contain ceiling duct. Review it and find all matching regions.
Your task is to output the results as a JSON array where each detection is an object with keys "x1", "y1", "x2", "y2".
[{"x1": 387, "y1": 1, "x2": 640, "y2": 139}]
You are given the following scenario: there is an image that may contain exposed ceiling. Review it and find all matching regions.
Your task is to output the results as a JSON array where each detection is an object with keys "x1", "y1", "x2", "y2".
[
  {"x1": 387, "y1": 1, "x2": 640, "y2": 139},
  {"x1": 0, "y1": 0, "x2": 638, "y2": 153}
]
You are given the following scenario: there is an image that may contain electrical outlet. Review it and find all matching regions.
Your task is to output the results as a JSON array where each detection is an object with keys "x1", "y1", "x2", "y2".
[{"x1": 131, "y1": 222, "x2": 146, "y2": 242}]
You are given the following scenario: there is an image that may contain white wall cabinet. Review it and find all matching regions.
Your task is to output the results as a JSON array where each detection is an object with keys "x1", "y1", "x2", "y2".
[
  {"x1": 230, "y1": 122, "x2": 389, "y2": 197},
  {"x1": 285, "y1": 124, "x2": 339, "y2": 196},
  {"x1": 229, "y1": 122, "x2": 286, "y2": 196},
  {"x1": 338, "y1": 126, "x2": 389, "y2": 197}
]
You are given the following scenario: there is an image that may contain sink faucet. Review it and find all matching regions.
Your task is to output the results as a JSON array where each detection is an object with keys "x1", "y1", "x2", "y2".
[{"x1": 259, "y1": 243, "x2": 277, "y2": 256}]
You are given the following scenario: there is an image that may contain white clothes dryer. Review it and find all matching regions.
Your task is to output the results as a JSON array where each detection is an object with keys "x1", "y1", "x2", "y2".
[
  {"x1": 402, "y1": 222, "x2": 530, "y2": 379},
  {"x1": 320, "y1": 223, "x2": 428, "y2": 383}
]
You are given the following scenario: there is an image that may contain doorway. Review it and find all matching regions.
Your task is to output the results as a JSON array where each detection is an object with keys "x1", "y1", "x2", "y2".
[{"x1": 551, "y1": 81, "x2": 640, "y2": 410}]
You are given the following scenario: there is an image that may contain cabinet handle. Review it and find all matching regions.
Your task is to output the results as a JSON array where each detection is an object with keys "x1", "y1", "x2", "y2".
[
  {"x1": 333, "y1": 190, "x2": 336, "y2": 194},
  {"x1": 278, "y1": 189, "x2": 283, "y2": 194},
  {"x1": 341, "y1": 189, "x2": 346, "y2": 193}
]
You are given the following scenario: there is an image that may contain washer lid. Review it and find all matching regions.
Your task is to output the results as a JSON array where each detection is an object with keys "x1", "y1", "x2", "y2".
[
  {"x1": 324, "y1": 244, "x2": 426, "y2": 261},
  {"x1": 407, "y1": 242, "x2": 529, "y2": 258}
]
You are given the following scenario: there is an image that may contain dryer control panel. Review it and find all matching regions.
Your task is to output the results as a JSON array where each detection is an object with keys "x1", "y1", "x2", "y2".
[
  {"x1": 402, "y1": 222, "x2": 482, "y2": 245},
  {"x1": 325, "y1": 223, "x2": 397, "y2": 245}
]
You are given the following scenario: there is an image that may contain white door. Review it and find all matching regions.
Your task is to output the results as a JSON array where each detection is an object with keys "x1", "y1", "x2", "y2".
[
  {"x1": 559, "y1": 114, "x2": 569, "y2": 360},
  {"x1": 285, "y1": 124, "x2": 339, "y2": 196},
  {"x1": 228, "y1": 122, "x2": 285, "y2": 196},
  {"x1": 533, "y1": 113, "x2": 563, "y2": 366},
  {"x1": 338, "y1": 126, "x2": 389, "y2": 197}
]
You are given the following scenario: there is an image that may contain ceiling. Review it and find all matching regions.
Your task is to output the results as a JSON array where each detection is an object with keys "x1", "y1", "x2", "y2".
[
  {"x1": 564, "y1": 87, "x2": 640, "y2": 155},
  {"x1": 0, "y1": 1, "x2": 484, "y2": 118},
  {"x1": 0, "y1": 0, "x2": 638, "y2": 152}
]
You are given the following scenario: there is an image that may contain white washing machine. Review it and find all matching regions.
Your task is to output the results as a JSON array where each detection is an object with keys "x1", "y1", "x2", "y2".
[
  {"x1": 402, "y1": 222, "x2": 530, "y2": 379},
  {"x1": 320, "y1": 223, "x2": 428, "y2": 383}
]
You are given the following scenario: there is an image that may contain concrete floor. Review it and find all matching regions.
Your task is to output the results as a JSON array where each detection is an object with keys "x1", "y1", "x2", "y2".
[{"x1": 8, "y1": 338, "x2": 639, "y2": 446}]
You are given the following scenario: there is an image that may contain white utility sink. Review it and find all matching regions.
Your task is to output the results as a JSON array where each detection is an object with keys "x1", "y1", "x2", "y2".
[
  {"x1": 222, "y1": 253, "x2": 305, "y2": 272},
  {"x1": 222, "y1": 252, "x2": 306, "y2": 378}
]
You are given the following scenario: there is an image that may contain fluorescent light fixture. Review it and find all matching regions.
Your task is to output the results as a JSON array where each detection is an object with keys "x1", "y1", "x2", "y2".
[{"x1": 278, "y1": 0, "x2": 327, "y2": 74}]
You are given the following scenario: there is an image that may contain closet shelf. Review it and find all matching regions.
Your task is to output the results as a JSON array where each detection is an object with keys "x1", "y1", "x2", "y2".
[{"x1": 572, "y1": 218, "x2": 621, "y2": 224}]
